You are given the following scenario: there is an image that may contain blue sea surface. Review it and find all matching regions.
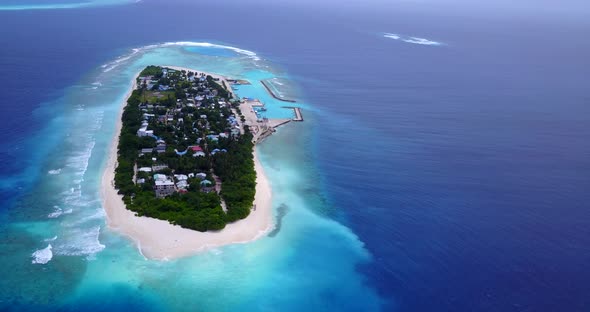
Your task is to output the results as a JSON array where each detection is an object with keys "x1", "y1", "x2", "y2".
[{"x1": 0, "y1": 0, "x2": 589, "y2": 311}]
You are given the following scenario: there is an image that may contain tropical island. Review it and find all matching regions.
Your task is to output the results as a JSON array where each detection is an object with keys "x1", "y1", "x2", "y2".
[
  {"x1": 115, "y1": 65, "x2": 255, "y2": 231},
  {"x1": 101, "y1": 65, "x2": 297, "y2": 259}
]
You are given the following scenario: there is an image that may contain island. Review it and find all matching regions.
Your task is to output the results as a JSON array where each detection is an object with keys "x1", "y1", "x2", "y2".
[{"x1": 101, "y1": 65, "x2": 297, "y2": 259}]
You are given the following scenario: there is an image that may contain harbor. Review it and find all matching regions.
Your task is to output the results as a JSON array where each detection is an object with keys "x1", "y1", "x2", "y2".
[{"x1": 261, "y1": 79, "x2": 297, "y2": 103}]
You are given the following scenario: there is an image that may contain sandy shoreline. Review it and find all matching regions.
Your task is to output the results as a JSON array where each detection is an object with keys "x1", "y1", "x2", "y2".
[{"x1": 100, "y1": 68, "x2": 273, "y2": 260}]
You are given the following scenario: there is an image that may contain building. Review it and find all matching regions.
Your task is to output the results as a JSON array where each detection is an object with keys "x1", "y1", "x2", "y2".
[
  {"x1": 176, "y1": 180, "x2": 188, "y2": 190},
  {"x1": 137, "y1": 126, "x2": 153, "y2": 137},
  {"x1": 155, "y1": 180, "x2": 175, "y2": 198},
  {"x1": 155, "y1": 145, "x2": 167, "y2": 153},
  {"x1": 153, "y1": 173, "x2": 167, "y2": 181},
  {"x1": 152, "y1": 164, "x2": 168, "y2": 172},
  {"x1": 174, "y1": 174, "x2": 188, "y2": 181}
]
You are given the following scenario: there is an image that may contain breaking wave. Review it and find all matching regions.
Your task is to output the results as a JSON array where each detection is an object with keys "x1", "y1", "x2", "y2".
[
  {"x1": 403, "y1": 37, "x2": 442, "y2": 46},
  {"x1": 101, "y1": 41, "x2": 260, "y2": 72},
  {"x1": 53, "y1": 226, "x2": 105, "y2": 257},
  {"x1": 32, "y1": 244, "x2": 53, "y2": 264},
  {"x1": 383, "y1": 32, "x2": 443, "y2": 46},
  {"x1": 44, "y1": 236, "x2": 58, "y2": 242},
  {"x1": 48, "y1": 168, "x2": 62, "y2": 175},
  {"x1": 48, "y1": 206, "x2": 64, "y2": 218},
  {"x1": 384, "y1": 33, "x2": 401, "y2": 40}
]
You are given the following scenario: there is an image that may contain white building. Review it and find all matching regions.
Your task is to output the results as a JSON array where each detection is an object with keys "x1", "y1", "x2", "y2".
[{"x1": 155, "y1": 180, "x2": 175, "y2": 198}]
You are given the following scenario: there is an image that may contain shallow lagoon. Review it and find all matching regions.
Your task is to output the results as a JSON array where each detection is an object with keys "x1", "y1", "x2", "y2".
[{"x1": 0, "y1": 43, "x2": 382, "y2": 311}]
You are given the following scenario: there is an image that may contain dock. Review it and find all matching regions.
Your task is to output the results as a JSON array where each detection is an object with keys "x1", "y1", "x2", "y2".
[{"x1": 261, "y1": 80, "x2": 297, "y2": 103}]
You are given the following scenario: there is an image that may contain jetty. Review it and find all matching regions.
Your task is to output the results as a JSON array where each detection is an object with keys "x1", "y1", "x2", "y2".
[
  {"x1": 283, "y1": 106, "x2": 304, "y2": 121},
  {"x1": 261, "y1": 80, "x2": 297, "y2": 103}
]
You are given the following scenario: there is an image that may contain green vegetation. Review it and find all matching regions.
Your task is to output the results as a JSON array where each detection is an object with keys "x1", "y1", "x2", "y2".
[
  {"x1": 114, "y1": 66, "x2": 255, "y2": 232},
  {"x1": 213, "y1": 133, "x2": 256, "y2": 221},
  {"x1": 139, "y1": 65, "x2": 164, "y2": 77}
]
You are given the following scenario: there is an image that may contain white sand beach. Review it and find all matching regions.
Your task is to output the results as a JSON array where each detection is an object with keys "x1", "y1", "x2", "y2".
[{"x1": 100, "y1": 68, "x2": 273, "y2": 260}]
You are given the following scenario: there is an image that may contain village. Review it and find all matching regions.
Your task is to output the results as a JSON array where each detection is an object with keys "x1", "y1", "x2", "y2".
[
  {"x1": 113, "y1": 65, "x2": 301, "y2": 231},
  {"x1": 133, "y1": 67, "x2": 241, "y2": 199}
]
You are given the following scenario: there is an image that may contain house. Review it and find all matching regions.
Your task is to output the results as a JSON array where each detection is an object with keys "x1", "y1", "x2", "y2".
[
  {"x1": 153, "y1": 174, "x2": 167, "y2": 181},
  {"x1": 193, "y1": 151, "x2": 206, "y2": 157},
  {"x1": 200, "y1": 180, "x2": 212, "y2": 187},
  {"x1": 140, "y1": 148, "x2": 154, "y2": 154},
  {"x1": 138, "y1": 167, "x2": 152, "y2": 172},
  {"x1": 176, "y1": 180, "x2": 188, "y2": 190},
  {"x1": 196, "y1": 173, "x2": 207, "y2": 180},
  {"x1": 156, "y1": 145, "x2": 166, "y2": 153},
  {"x1": 174, "y1": 174, "x2": 188, "y2": 181},
  {"x1": 190, "y1": 146, "x2": 203, "y2": 152},
  {"x1": 155, "y1": 180, "x2": 175, "y2": 198},
  {"x1": 219, "y1": 133, "x2": 229, "y2": 139},
  {"x1": 152, "y1": 164, "x2": 168, "y2": 172},
  {"x1": 137, "y1": 126, "x2": 151, "y2": 137},
  {"x1": 207, "y1": 134, "x2": 219, "y2": 142},
  {"x1": 137, "y1": 178, "x2": 145, "y2": 184}
]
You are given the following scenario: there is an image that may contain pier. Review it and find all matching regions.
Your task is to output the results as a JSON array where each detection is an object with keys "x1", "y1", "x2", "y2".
[
  {"x1": 283, "y1": 106, "x2": 304, "y2": 121},
  {"x1": 261, "y1": 80, "x2": 297, "y2": 103}
]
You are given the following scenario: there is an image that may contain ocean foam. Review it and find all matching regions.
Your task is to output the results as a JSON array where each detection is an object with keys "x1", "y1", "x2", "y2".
[
  {"x1": 32, "y1": 244, "x2": 53, "y2": 264},
  {"x1": 48, "y1": 168, "x2": 62, "y2": 175},
  {"x1": 383, "y1": 33, "x2": 401, "y2": 40},
  {"x1": 403, "y1": 37, "x2": 442, "y2": 46},
  {"x1": 101, "y1": 41, "x2": 261, "y2": 73},
  {"x1": 53, "y1": 226, "x2": 105, "y2": 257},
  {"x1": 44, "y1": 236, "x2": 58, "y2": 242},
  {"x1": 48, "y1": 206, "x2": 63, "y2": 218},
  {"x1": 383, "y1": 33, "x2": 443, "y2": 46}
]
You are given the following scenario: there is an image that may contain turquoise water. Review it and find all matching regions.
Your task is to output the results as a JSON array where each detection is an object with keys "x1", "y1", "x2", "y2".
[
  {"x1": 0, "y1": 43, "x2": 382, "y2": 310},
  {"x1": 0, "y1": 0, "x2": 134, "y2": 10}
]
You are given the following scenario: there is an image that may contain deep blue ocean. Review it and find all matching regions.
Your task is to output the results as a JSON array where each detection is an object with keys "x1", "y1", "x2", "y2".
[{"x1": 1, "y1": 0, "x2": 589, "y2": 311}]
